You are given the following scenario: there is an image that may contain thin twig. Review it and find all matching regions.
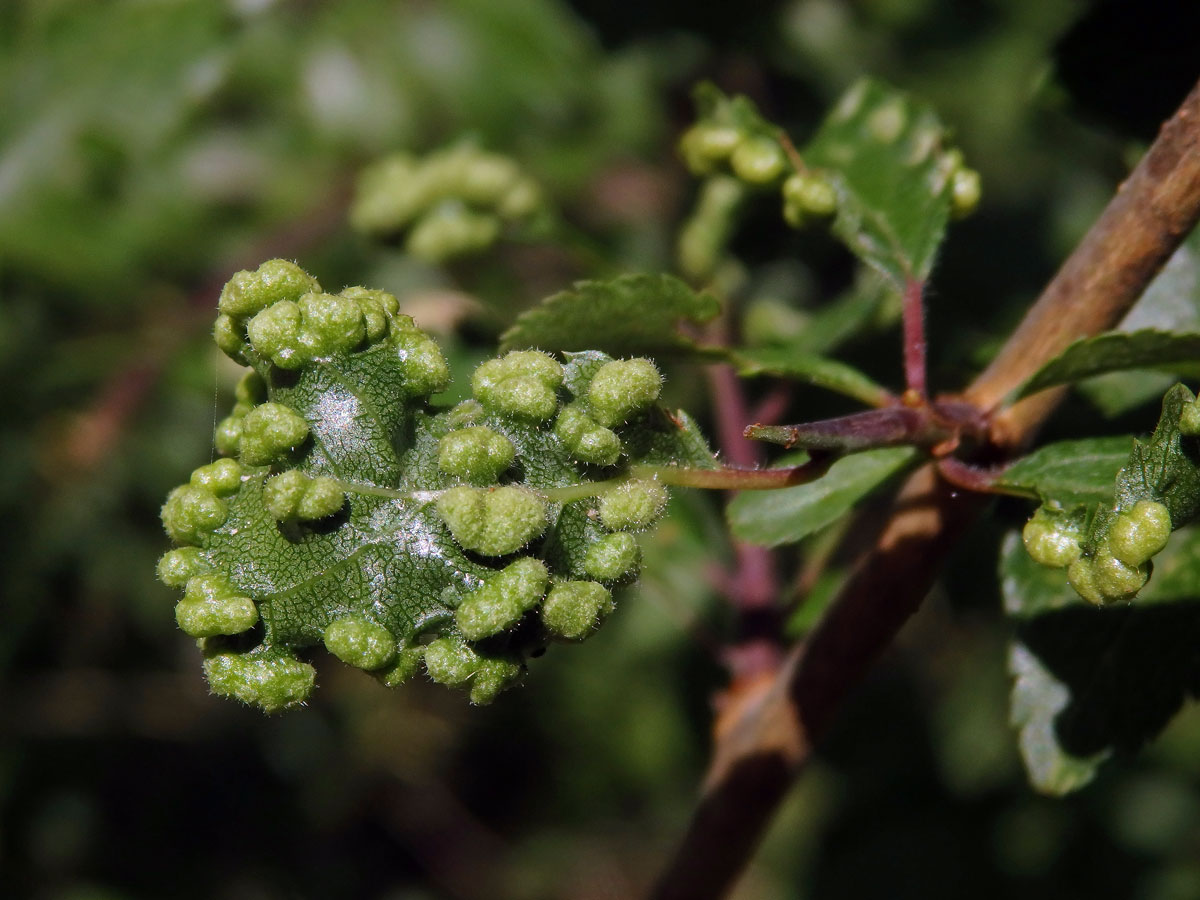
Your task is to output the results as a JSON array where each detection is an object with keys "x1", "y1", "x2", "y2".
[
  {"x1": 653, "y1": 76, "x2": 1200, "y2": 900},
  {"x1": 902, "y1": 278, "x2": 927, "y2": 400}
]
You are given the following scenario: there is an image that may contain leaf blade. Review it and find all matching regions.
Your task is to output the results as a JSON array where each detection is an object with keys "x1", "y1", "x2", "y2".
[
  {"x1": 499, "y1": 273, "x2": 721, "y2": 357},
  {"x1": 727, "y1": 447, "x2": 918, "y2": 546}
]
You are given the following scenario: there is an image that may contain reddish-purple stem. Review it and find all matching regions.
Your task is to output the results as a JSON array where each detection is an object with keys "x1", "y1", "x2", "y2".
[{"x1": 903, "y1": 278, "x2": 927, "y2": 398}]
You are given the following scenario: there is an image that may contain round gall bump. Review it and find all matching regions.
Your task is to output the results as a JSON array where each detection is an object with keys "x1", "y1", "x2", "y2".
[
  {"x1": 177, "y1": 573, "x2": 258, "y2": 638},
  {"x1": 239, "y1": 403, "x2": 310, "y2": 467},
  {"x1": 395, "y1": 332, "x2": 451, "y2": 397},
  {"x1": 1021, "y1": 516, "x2": 1081, "y2": 569},
  {"x1": 783, "y1": 173, "x2": 837, "y2": 218},
  {"x1": 583, "y1": 532, "x2": 641, "y2": 581},
  {"x1": 437, "y1": 485, "x2": 548, "y2": 556},
  {"x1": 438, "y1": 426, "x2": 516, "y2": 482},
  {"x1": 1067, "y1": 557, "x2": 1105, "y2": 606},
  {"x1": 730, "y1": 137, "x2": 786, "y2": 185},
  {"x1": 554, "y1": 405, "x2": 621, "y2": 466},
  {"x1": 203, "y1": 650, "x2": 316, "y2": 713},
  {"x1": 214, "y1": 416, "x2": 243, "y2": 456},
  {"x1": 587, "y1": 359, "x2": 662, "y2": 427},
  {"x1": 218, "y1": 259, "x2": 321, "y2": 319},
  {"x1": 541, "y1": 581, "x2": 614, "y2": 640},
  {"x1": 324, "y1": 616, "x2": 397, "y2": 671},
  {"x1": 1179, "y1": 400, "x2": 1200, "y2": 436},
  {"x1": 598, "y1": 479, "x2": 669, "y2": 532},
  {"x1": 247, "y1": 300, "x2": 304, "y2": 369},
  {"x1": 156, "y1": 547, "x2": 213, "y2": 587},
  {"x1": 951, "y1": 169, "x2": 982, "y2": 220},
  {"x1": 1108, "y1": 500, "x2": 1172, "y2": 567},
  {"x1": 471, "y1": 351, "x2": 564, "y2": 421},
  {"x1": 213, "y1": 314, "x2": 245, "y2": 359},
  {"x1": 1091, "y1": 548, "x2": 1148, "y2": 601},
  {"x1": 297, "y1": 476, "x2": 345, "y2": 520},
  {"x1": 161, "y1": 485, "x2": 228, "y2": 544},
  {"x1": 455, "y1": 557, "x2": 549, "y2": 640},
  {"x1": 190, "y1": 458, "x2": 243, "y2": 496},
  {"x1": 423, "y1": 636, "x2": 478, "y2": 687},
  {"x1": 298, "y1": 292, "x2": 367, "y2": 356}
]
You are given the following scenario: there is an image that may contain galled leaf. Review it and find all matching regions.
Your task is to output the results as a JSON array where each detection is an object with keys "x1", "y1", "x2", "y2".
[{"x1": 159, "y1": 261, "x2": 716, "y2": 711}]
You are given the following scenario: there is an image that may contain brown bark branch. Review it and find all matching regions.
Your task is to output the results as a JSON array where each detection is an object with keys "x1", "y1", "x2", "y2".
[{"x1": 653, "y1": 76, "x2": 1200, "y2": 899}]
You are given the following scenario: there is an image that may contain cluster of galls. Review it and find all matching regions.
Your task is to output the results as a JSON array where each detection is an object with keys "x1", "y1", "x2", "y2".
[
  {"x1": 159, "y1": 260, "x2": 679, "y2": 712},
  {"x1": 349, "y1": 143, "x2": 543, "y2": 263},
  {"x1": 1023, "y1": 500, "x2": 1173, "y2": 605}
]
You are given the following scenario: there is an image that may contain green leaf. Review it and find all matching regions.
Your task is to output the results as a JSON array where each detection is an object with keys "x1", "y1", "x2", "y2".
[
  {"x1": 1018, "y1": 330, "x2": 1200, "y2": 399},
  {"x1": 997, "y1": 436, "x2": 1132, "y2": 508},
  {"x1": 727, "y1": 447, "x2": 918, "y2": 547},
  {"x1": 727, "y1": 345, "x2": 892, "y2": 407},
  {"x1": 499, "y1": 274, "x2": 721, "y2": 357},
  {"x1": 1078, "y1": 228, "x2": 1200, "y2": 415},
  {"x1": 802, "y1": 79, "x2": 955, "y2": 290},
  {"x1": 1008, "y1": 640, "x2": 1107, "y2": 796}
]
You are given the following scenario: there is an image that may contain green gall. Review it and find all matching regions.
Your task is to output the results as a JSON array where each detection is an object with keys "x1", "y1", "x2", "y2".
[
  {"x1": 466, "y1": 656, "x2": 523, "y2": 705},
  {"x1": 161, "y1": 485, "x2": 228, "y2": 545},
  {"x1": 177, "y1": 574, "x2": 258, "y2": 638},
  {"x1": 422, "y1": 636, "x2": 478, "y2": 687},
  {"x1": 203, "y1": 649, "x2": 316, "y2": 713},
  {"x1": 782, "y1": 199, "x2": 806, "y2": 229},
  {"x1": 263, "y1": 470, "x2": 344, "y2": 521},
  {"x1": 246, "y1": 300, "x2": 304, "y2": 368},
  {"x1": 297, "y1": 292, "x2": 367, "y2": 356},
  {"x1": 541, "y1": 581, "x2": 614, "y2": 641},
  {"x1": 234, "y1": 371, "x2": 267, "y2": 405},
  {"x1": 598, "y1": 479, "x2": 669, "y2": 532},
  {"x1": 375, "y1": 646, "x2": 425, "y2": 687},
  {"x1": 783, "y1": 172, "x2": 837, "y2": 217},
  {"x1": 471, "y1": 350, "x2": 564, "y2": 421},
  {"x1": 438, "y1": 426, "x2": 516, "y2": 483},
  {"x1": 422, "y1": 637, "x2": 522, "y2": 703},
  {"x1": 1179, "y1": 400, "x2": 1200, "y2": 436},
  {"x1": 1108, "y1": 500, "x2": 1172, "y2": 567},
  {"x1": 496, "y1": 179, "x2": 542, "y2": 220},
  {"x1": 455, "y1": 557, "x2": 549, "y2": 640},
  {"x1": 156, "y1": 547, "x2": 213, "y2": 587},
  {"x1": 730, "y1": 136, "x2": 785, "y2": 185},
  {"x1": 190, "y1": 458, "x2": 243, "y2": 496},
  {"x1": 1021, "y1": 513, "x2": 1081, "y2": 569},
  {"x1": 324, "y1": 616, "x2": 397, "y2": 671},
  {"x1": 213, "y1": 314, "x2": 244, "y2": 359},
  {"x1": 554, "y1": 405, "x2": 622, "y2": 467},
  {"x1": 1091, "y1": 548, "x2": 1149, "y2": 601},
  {"x1": 951, "y1": 168, "x2": 981, "y2": 219},
  {"x1": 1067, "y1": 557, "x2": 1105, "y2": 606},
  {"x1": 395, "y1": 331, "x2": 451, "y2": 397},
  {"x1": 214, "y1": 416, "x2": 243, "y2": 456},
  {"x1": 340, "y1": 286, "x2": 399, "y2": 342},
  {"x1": 218, "y1": 259, "x2": 321, "y2": 319},
  {"x1": 405, "y1": 204, "x2": 501, "y2": 263},
  {"x1": 239, "y1": 402, "x2": 310, "y2": 467},
  {"x1": 679, "y1": 125, "x2": 742, "y2": 174},
  {"x1": 583, "y1": 532, "x2": 641, "y2": 581},
  {"x1": 437, "y1": 485, "x2": 549, "y2": 556},
  {"x1": 587, "y1": 358, "x2": 662, "y2": 427},
  {"x1": 459, "y1": 154, "x2": 521, "y2": 206}
]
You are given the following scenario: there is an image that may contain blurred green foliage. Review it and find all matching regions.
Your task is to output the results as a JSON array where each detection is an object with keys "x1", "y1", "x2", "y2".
[{"x1": 3, "y1": 1, "x2": 1200, "y2": 898}]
